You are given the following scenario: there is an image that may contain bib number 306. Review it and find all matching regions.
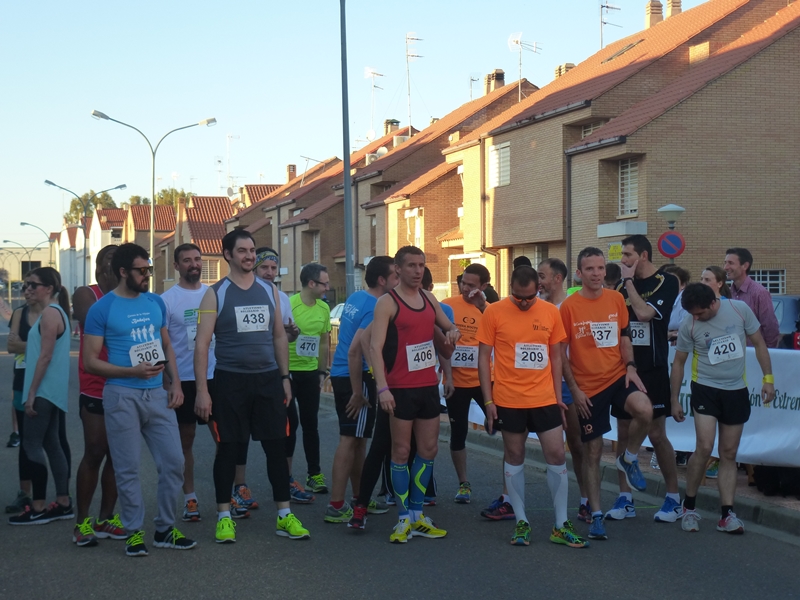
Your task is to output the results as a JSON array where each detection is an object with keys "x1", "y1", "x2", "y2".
[
  {"x1": 129, "y1": 340, "x2": 165, "y2": 366},
  {"x1": 406, "y1": 340, "x2": 436, "y2": 372}
]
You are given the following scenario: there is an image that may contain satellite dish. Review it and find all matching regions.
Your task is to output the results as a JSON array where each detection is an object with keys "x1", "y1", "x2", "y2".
[
  {"x1": 376, "y1": 146, "x2": 389, "y2": 157},
  {"x1": 226, "y1": 187, "x2": 235, "y2": 198},
  {"x1": 366, "y1": 129, "x2": 376, "y2": 141}
]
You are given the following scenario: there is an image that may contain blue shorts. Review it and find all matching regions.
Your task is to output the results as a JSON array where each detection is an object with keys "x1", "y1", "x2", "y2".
[{"x1": 561, "y1": 381, "x2": 573, "y2": 406}]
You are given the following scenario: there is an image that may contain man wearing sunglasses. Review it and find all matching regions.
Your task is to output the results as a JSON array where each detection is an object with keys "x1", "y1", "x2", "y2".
[{"x1": 84, "y1": 243, "x2": 194, "y2": 556}]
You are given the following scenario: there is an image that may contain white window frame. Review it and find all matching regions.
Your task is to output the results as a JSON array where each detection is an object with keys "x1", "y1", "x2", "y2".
[
  {"x1": 618, "y1": 158, "x2": 639, "y2": 216},
  {"x1": 750, "y1": 269, "x2": 785, "y2": 294},
  {"x1": 201, "y1": 259, "x2": 219, "y2": 283},
  {"x1": 312, "y1": 232, "x2": 320, "y2": 263},
  {"x1": 488, "y1": 142, "x2": 510, "y2": 188},
  {"x1": 581, "y1": 121, "x2": 605, "y2": 139}
]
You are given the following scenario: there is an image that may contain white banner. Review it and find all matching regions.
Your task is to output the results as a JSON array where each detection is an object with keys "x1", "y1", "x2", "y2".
[{"x1": 459, "y1": 347, "x2": 800, "y2": 467}]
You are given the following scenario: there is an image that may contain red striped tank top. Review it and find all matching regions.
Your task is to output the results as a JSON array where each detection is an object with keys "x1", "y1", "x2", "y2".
[{"x1": 383, "y1": 289, "x2": 438, "y2": 389}]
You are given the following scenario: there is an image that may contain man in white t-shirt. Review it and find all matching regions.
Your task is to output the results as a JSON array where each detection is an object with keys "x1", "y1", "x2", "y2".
[{"x1": 161, "y1": 243, "x2": 216, "y2": 523}]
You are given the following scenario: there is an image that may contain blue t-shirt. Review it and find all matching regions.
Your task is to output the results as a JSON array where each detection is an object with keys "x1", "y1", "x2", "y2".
[
  {"x1": 331, "y1": 291, "x2": 378, "y2": 378},
  {"x1": 441, "y1": 302, "x2": 454, "y2": 324},
  {"x1": 84, "y1": 291, "x2": 168, "y2": 389}
]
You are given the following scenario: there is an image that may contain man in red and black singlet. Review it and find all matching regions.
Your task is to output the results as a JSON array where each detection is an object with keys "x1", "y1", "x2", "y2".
[
  {"x1": 70, "y1": 245, "x2": 125, "y2": 546},
  {"x1": 370, "y1": 246, "x2": 461, "y2": 543}
]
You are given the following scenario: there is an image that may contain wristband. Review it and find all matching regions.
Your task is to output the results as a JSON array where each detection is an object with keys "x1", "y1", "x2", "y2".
[
  {"x1": 484, "y1": 401, "x2": 494, "y2": 406},
  {"x1": 378, "y1": 386, "x2": 390, "y2": 394},
  {"x1": 626, "y1": 361, "x2": 637, "y2": 369},
  {"x1": 763, "y1": 374, "x2": 774, "y2": 384},
  {"x1": 622, "y1": 277, "x2": 634, "y2": 284}
]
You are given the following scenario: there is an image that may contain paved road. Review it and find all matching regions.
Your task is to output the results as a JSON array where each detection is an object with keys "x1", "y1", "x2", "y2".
[{"x1": 0, "y1": 324, "x2": 798, "y2": 599}]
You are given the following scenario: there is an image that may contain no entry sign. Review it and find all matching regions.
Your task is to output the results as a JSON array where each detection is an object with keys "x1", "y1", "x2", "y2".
[{"x1": 657, "y1": 231, "x2": 686, "y2": 259}]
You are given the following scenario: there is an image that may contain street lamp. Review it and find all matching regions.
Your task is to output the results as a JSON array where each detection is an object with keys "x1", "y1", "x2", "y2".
[
  {"x1": 44, "y1": 180, "x2": 127, "y2": 286},
  {"x1": 2, "y1": 240, "x2": 33, "y2": 265},
  {"x1": 90, "y1": 110, "x2": 217, "y2": 261},
  {"x1": 20, "y1": 222, "x2": 55, "y2": 266},
  {"x1": 0, "y1": 250, "x2": 22, "y2": 305},
  {"x1": 657, "y1": 204, "x2": 686, "y2": 231}
]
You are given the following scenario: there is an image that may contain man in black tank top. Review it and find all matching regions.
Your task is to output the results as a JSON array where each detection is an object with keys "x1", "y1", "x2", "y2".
[{"x1": 193, "y1": 229, "x2": 309, "y2": 543}]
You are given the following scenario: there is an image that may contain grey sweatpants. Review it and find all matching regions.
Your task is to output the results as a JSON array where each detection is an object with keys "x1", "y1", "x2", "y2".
[{"x1": 103, "y1": 385, "x2": 184, "y2": 532}]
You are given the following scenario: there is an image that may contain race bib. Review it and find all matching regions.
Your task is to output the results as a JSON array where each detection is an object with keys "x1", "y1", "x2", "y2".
[
  {"x1": 129, "y1": 339, "x2": 165, "y2": 366},
  {"x1": 186, "y1": 325, "x2": 197, "y2": 351},
  {"x1": 708, "y1": 335, "x2": 743, "y2": 365},
  {"x1": 296, "y1": 335, "x2": 320, "y2": 358},
  {"x1": 14, "y1": 354, "x2": 25, "y2": 370},
  {"x1": 591, "y1": 322, "x2": 618, "y2": 348},
  {"x1": 630, "y1": 321, "x2": 650, "y2": 346},
  {"x1": 406, "y1": 340, "x2": 436, "y2": 372},
  {"x1": 451, "y1": 345, "x2": 478, "y2": 369},
  {"x1": 235, "y1": 305, "x2": 269, "y2": 333},
  {"x1": 515, "y1": 343, "x2": 548, "y2": 370}
]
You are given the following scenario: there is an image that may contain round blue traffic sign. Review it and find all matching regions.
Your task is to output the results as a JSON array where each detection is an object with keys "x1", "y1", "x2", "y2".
[{"x1": 658, "y1": 231, "x2": 686, "y2": 259}]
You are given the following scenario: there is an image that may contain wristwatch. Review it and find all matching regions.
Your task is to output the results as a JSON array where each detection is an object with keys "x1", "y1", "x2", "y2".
[{"x1": 626, "y1": 361, "x2": 637, "y2": 370}]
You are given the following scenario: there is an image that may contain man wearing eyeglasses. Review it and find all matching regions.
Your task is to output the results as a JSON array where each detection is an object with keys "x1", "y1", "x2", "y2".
[
  {"x1": 84, "y1": 243, "x2": 195, "y2": 556},
  {"x1": 286, "y1": 263, "x2": 332, "y2": 497}
]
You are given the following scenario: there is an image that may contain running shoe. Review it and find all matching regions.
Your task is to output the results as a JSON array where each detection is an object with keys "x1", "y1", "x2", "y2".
[
  {"x1": 410, "y1": 514, "x2": 447, "y2": 538},
  {"x1": 616, "y1": 455, "x2": 647, "y2": 492},
  {"x1": 577, "y1": 503, "x2": 593, "y2": 524},
  {"x1": 481, "y1": 500, "x2": 515, "y2": 521},
  {"x1": 73, "y1": 518, "x2": 99, "y2": 547},
  {"x1": 367, "y1": 497, "x2": 389, "y2": 514},
  {"x1": 385, "y1": 494, "x2": 396, "y2": 507},
  {"x1": 605, "y1": 496, "x2": 636, "y2": 520},
  {"x1": 230, "y1": 497, "x2": 250, "y2": 519},
  {"x1": 232, "y1": 483, "x2": 259, "y2": 510},
  {"x1": 706, "y1": 460, "x2": 719, "y2": 479},
  {"x1": 8, "y1": 505, "x2": 50, "y2": 525},
  {"x1": 323, "y1": 502, "x2": 353, "y2": 524},
  {"x1": 348, "y1": 504, "x2": 368, "y2": 530},
  {"x1": 125, "y1": 530, "x2": 149, "y2": 557},
  {"x1": 681, "y1": 507, "x2": 701, "y2": 532},
  {"x1": 276, "y1": 513, "x2": 310, "y2": 539},
  {"x1": 43, "y1": 501, "x2": 74, "y2": 522},
  {"x1": 454, "y1": 482, "x2": 471, "y2": 504},
  {"x1": 654, "y1": 497, "x2": 682, "y2": 523},
  {"x1": 588, "y1": 515, "x2": 608, "y2": 540},
  {"x1": 650, "y1": 453, "x2": 660, "y2": 470},
  {"x1": 306, "y1": 473, "x2": 328, "y2": 494},
  {"x1": 153, "y1": 527, "x2": 197, "y2": 550},
  {"x1": 5, "y1": 490, "x2": 32, "y2": 514},
  {"x1": 423, "y1": 496, "x2": 437, "y2": 507},
  {"x1": 182, "y1": 499, "x2": 201, "y2": 522},
  {"x1": 94, "y1": 514, "x2": 126, "y2": 539},
  {"x1": 717, "y1": 511, "x2": 744, "y2": 534},
  {"x1": 389, "y1": 518, "x2": 412, "y2": 543},
  {"x1": 550, "y1": 520, "x2": 589, "y2": 548},
  {"x1": 215, "y1": 517, "x2": 236, "y2": 544},
  {"x1": 6, "y1": 431, "x2": 20, "y2": 448},
  {"x1": 290, "y1": 476, "x2": 315, "y2": 504},
  {"x1": 510, "y1": 520, "x2": 531, "y2": 546}
]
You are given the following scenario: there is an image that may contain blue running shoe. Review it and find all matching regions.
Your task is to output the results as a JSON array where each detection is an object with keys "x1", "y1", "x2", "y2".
[
  {"x1": 616, "y1": 455, "x2": 647, "y2": 492},
  {"x1": 605, "y1": 496, "x2": 636, "y2": 520},
  {"x1": 588, "y1": 515, "x2": 608, "y2": 540},
  {"x1": 654, "y1": 497, "x2": 682, "y2": 523}
]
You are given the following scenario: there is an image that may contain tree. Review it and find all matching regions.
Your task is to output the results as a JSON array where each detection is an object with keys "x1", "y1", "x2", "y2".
[
  {"x1": 128, "y1": 195, "x2": 149, "y2": 205},
  {"x1": 63, "y1": 191, "x2": 117, "y2": 224},
  {"x1": 127, "y1": 188, "x2": 192, "y2": 207}
]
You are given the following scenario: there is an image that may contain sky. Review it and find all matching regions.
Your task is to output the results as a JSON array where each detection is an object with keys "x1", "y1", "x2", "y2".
[{"x1": 1, "y1": 0, "x2": 703, "y2": 247}]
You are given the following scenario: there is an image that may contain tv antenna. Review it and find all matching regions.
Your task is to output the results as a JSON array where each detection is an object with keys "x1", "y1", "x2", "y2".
[
  {"x1": 600, "y1": 2, "x2": 622, "y2": 49},
  {"x1": 405, "y1": 32, "x2": 423, "y2": 136},
  {"x1": 469, "y1": 73, "x2": 480, "y2": 101},
  {"x1": 299, "y1": 155, "x2": 325, "y2": 186},
  {"x1": 508, "y1": 33, "x2": 541, "y2": 102},
  {"x1": 365, "y1": 67, "x2": 384, "y2": 141},
  {"x1": 214, "y1": 156, "x2": 224, "y2": 192},
  {"x1": 226, "y1": 134, "x2": 240, "y2": 189},
  {"x1": 189, "y1": 176, "x2": 197, "y2": 193}
]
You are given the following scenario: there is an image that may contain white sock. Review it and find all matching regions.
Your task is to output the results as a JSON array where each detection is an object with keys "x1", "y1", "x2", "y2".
[
  {"x1": 277, "y1": 508, "x2": 291, "y2": 519},
  {"x1": 217, "y1": 510, "x2": 231, "y2": 520},
  {"x1": 503, "y1": 462, "x2": 528, "y2": 524},
  {"x1": 619, "y1": 492, "x2": 632, "y2": 502},
  {"x1": 580, "y1": 497, "x2": 589, "y2": 507},
  {"x1": 667, "y1": 492, "x2": 680, "y2": 503},
  {"x1": 502, "y1": 494, "x2": 510, "y2": 503},
  {"x1": 624, "y1": 450, "x2": 638, "y2": 463},
  {"x1": 409, "y1": 509, "x2": 422, "y2": 522},
  {"x1": 546, "y1": 463, "x2": 569, "y2": 528},
  {"x1": 184, "y1": 493, "x2": 197, "y2": 502}
]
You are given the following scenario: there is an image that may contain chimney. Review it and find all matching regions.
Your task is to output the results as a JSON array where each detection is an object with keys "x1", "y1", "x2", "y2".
[
  {"x1": 383, "y1": 119, "x2": 400, "y2": 135},
  {"x1": 645, "y1": 0, "x2": 664, "y2": 28},
  {"x1": 483, "y1": 69, "x2": 505, "y2": 95},
  {"x1": 176, "y1": 197, "x2": 186, "y2": 246},
  {"x1": 286, "y1": 164, "x2": 296, "y2": 183},
  {"x1": 666, "y1": 0, "x2": 681, "y2": 18},
  {"x1": 554, "y1": 63, "x2": 576, "y2": 79}
]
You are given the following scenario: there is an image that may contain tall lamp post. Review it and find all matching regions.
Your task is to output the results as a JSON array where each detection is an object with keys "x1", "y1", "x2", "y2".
[
  {"x1": 20, "y1": 222, "x2": 55, "y2": 266},
  {"x1": 2, "y1": 239, "x2": 34, "y2": 266},
  {"x1": 657, "y1": 204, "x2": 686, "y2": 264},
  {"x1": 90, "y1": 110, "x2": 216, "y2": 261},
  {"x1": 0, "y1": 250, "x2": 22, "y2": 305},
  {"x1": 44, "y1": 180, "x2": 127, "y2": 286},
  {"x1": 339, "y1": 0, "x2": 355, "y2": 298}
]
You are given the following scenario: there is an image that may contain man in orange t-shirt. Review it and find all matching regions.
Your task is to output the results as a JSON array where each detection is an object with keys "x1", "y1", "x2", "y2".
[
  {"x1": 477, "y1": 266, "x2": 587, "y2": 549},
  {"x1": 560, "y1": 247, "x2": 653, "y2": 541}
]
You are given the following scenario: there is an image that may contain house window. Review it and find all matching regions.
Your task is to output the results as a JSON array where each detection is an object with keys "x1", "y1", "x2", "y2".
[
  {"x1": 292, "y1": 208, "x2": 304, "y2": 217},
  {"x1": 488, "y1": 142, "x2": 510, "y2": 188},
  {"x1": 581, "y1": 121, "x2": 605, "y2": 139},
  {"x1": 201, "y1": 259, "x2": 219, "y2": 283},
  {"x1": 618, "y1": 159, "x2": 639, "y2": 216},
  {"x1": 313, "y1": 233, "x2": 320, "y2": 263},
  {"x1": 511, "y1": 245, "x2": 548, "y2": 271},
  {"x1": 750, "y1": 269, "x2": 785, "y2": 294},
  {"x1": 111, "y1": 228, "x2": 122, "y2": 239}
]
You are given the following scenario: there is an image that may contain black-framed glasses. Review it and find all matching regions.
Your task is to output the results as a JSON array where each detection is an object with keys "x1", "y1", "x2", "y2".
[
  {"x1": 312, "y1": 279, "x2": 330, "y2": 288},
  {"x1": 22, "y1": 282, "x2": 45, "y2": 291},
  {"x1": 511, "y1": 293, "x2": 537, "y2": 302},
  {"x1": 129, "y1": 266, "x2": 154, "y2": 277}
]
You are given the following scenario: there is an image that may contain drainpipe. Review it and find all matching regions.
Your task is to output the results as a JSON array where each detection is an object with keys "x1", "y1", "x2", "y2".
[
  {"x1": 479, "y1": 138, "x2": 499, "y2": 286},
  {"x1": 353, "y1": 177, "x2": 359, "y2": 264},
  {"x1": 565, "y1": 153, "x2": 573, "y2": 287}
]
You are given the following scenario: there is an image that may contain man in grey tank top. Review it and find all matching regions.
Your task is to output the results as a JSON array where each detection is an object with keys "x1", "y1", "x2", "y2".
[{"x1": 193, "y1": 229, "x2": 310, "y2": 543}]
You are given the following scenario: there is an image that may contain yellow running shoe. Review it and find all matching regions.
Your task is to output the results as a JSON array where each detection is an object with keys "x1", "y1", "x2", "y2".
[
  {"x1": 216, "y1": 516, "x2": 236, "y2": 544},
  {"x1": 411, "y1": 514, "x2": 447, "y2": 539},
  {"x1": 276, "y1": 513, "x2": 310, "y2": 540},
  {"x1": 390, "y1": 518, "x2": 412, "y2": 544},
  {"x1": 550, "y1": 520, "x2": 589, "y2": 548}
]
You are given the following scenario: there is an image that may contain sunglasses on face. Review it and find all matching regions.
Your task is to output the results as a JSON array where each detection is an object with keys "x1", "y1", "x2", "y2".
[
  {"x1": 129, "y1": 266, "x2": 154, "y2": 277},
  {"x1": 22, "y1": 282, "x2": 45, "y2": 291},
  {"x1": 512, "y1": 293, "x2": 537, "y2": 302}
]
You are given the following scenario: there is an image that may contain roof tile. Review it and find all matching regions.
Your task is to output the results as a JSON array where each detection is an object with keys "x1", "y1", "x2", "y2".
[
  {"x1": 130, "y1": 204, "x2": 176, "y2": 231},
  {"x1": 96, "y1": 208, "x2": 126, "y2": 231},
  {"x1": 185, "y1": 196, "x2": 234, "y2": 255},
  {"x1": 280, "y1": 194, "x2": 342, "y2": 228}
]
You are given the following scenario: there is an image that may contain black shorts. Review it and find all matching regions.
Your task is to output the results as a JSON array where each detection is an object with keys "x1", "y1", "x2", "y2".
[
  {"x1": 580, "y1": 376, "x2": 641, "y2": 442},
  {"x1": 331, "y1": 372, "x2": 377, "y2": 438},
  {"x1": 210, "y1": 369, "x2": 288, "y2": 443},
  {"x1": 391, "y1": 386, "x2": 441, "y2": 421},
  {"x1": 496, "y1": 404, "x2": 562, "y2": 434},
  {"x1": 79, "y1": 394, "x2": 104, "y2": 416},
  {"x1": 612, "y1": 367, "x2": 671, "y2": 420},
  {"x1": 175, "y1": 380, "x2": 214, "y2": 425},
  {"x1": 690, "y1": 382, "x2": 751, "y2": 426}
]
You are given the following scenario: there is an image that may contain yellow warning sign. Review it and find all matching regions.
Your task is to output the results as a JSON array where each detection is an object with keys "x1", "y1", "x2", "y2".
[{"x1": 608, "y1": 242, "x2": 622, "y2": 263}]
